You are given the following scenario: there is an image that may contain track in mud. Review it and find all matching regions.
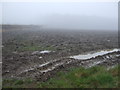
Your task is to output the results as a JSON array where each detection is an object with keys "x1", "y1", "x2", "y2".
[
  {"x1": 3, "y1": 49, "x2": 120, "y2": 81},
  {"x1": 2, "y1": 25, "x2": 119, "y2": 81}
]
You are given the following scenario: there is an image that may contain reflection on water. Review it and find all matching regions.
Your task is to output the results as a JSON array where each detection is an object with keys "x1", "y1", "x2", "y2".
[{"x1": 70, "y1": 49, "x2": 120, "y2": 60}]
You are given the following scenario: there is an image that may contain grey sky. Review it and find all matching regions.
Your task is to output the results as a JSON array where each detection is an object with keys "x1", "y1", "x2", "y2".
[{"x1": 2, "y1": 2, "x2": 118, "y2": 30}]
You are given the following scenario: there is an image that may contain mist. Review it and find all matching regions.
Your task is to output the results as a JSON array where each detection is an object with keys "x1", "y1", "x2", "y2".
[{"x1": 2, "y1": 2, "x2": 118, "y2": 31}]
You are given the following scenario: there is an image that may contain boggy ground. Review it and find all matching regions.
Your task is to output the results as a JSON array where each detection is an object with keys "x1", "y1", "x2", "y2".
[{"x1": 2, "y1": 25, "x2": 119, "y2": 81}]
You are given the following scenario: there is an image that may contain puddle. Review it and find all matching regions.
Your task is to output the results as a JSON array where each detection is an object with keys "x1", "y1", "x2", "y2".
[
  {"x1": 19, "y1": 59, "x2": 64, "y2": 75},
  {"x1": 32, "y1": 50, "x2": 54, "y2": 55},
  {"x1": 40, "y1": 67, "x2": 55, "y2": 73},
  {"x1": 38, "y1": 62, "x2": 50, "y2": 67},
  {"x1": 40, "y1": 50, "x2": 52, "y2": 54},
  {"x1": 70, "y1": 49, "x2": 120, "y2": 60},
  {"x1": 87, "y1": 61, "x2": 104, "y2": 68},
  {"x1": 39, "y1": 57, "x2": 42, "y2": 59},
  {"x1": 19, "y1": 48, "x2": 120, "y2": 75},
  {"x1": 32, "y1": 51, "x2": 39, "y2": 55}
]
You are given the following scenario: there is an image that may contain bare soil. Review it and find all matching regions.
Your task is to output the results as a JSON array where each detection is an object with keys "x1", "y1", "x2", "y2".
[{"x1": 2, "y1": 25, "x2": 119, "y2": 81}]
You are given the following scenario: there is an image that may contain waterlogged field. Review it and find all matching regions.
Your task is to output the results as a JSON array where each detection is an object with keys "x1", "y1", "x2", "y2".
[{"x1": 2, "y1": 25, "x2": 119, "y2": 88}]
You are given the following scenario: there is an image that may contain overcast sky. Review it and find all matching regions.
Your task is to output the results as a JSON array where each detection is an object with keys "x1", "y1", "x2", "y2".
[{"x1": 2, "y1": 2, "x2": 118, "y2": 30}]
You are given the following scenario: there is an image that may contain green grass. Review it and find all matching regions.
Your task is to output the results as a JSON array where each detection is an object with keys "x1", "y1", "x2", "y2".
[{"x1": 2, "y1": 65, "x2": 119, "y2": 88}]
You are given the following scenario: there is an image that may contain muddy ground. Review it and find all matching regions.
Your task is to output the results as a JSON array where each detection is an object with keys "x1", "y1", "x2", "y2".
[{"x1": 2, "y1": 25, "x2": 119, "y2": 81}]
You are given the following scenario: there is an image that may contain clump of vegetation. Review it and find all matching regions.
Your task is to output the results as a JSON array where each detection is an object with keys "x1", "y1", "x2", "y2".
[{"x1": 3, "y1": 65, "x2": 119, "y2": 88}]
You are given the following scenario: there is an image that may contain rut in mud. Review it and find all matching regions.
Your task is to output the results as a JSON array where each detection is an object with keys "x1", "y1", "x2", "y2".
[{"x1": 3, "y1": 49, "x2": 120, "y2": 81}]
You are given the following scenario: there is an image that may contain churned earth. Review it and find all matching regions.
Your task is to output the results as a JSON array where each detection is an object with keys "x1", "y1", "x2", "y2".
[{"x1": 2, "y1": 25, "x2": 119, "y2": 82}]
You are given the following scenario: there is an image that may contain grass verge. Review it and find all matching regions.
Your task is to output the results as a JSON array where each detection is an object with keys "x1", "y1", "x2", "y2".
[{"x1": 2, "y1": 65, "x2": 119, "y2": 88}]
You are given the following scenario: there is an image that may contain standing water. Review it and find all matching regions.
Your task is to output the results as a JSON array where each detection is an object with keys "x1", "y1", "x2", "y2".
[{"x1": 70, "y1": 49, "x2": 120, "y2": 60}]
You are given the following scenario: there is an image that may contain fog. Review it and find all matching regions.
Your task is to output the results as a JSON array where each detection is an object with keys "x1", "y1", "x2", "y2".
[{"x1": 2, "y1": 2, "x2": 118, "y2": 30}]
